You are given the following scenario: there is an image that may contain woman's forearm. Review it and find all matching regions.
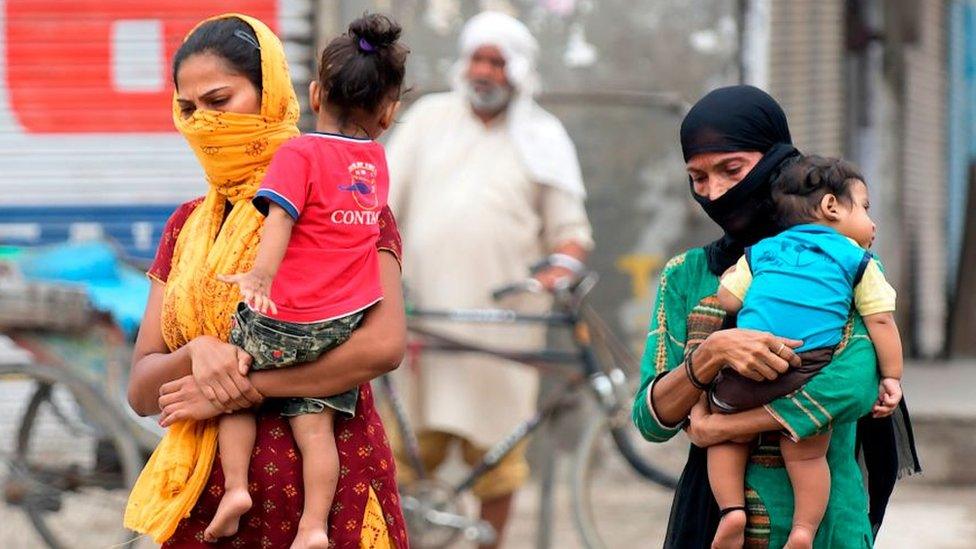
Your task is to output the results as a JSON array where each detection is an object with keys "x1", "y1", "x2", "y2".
[
  {"x1": 712, "y1": 406, "x2": 783, "y2": 440},
  {"x1": 128, "y1": 343, "x2": 194, "y2": 416},
  {"x1": 249, "y1": 330, "x2": 402, "y2": 398},
  {"x1": 127, "y1": 282, "x2": 197, "y2": 415},
  {"x1": 651, "y1": 340, "x2": 725, "y2": 425}
]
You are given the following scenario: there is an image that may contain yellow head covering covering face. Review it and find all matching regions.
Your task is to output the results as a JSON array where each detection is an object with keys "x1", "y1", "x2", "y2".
[{"x1": 124, "y1": 14, "x2": 299, "y2": 542}]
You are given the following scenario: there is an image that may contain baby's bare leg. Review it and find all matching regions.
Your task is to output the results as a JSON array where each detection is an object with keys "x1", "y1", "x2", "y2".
[
  {"x1": 708, "y1": 441, "x2": 750, "y2": 549},
  {"x1": 204, "y1": 412, "x2": 256, "y2": 542},
  {"x1": 288, "y1": 410, "x2": 339, "y2": 549},
  {"x1": 781, "y1": 432, "x2": 832, "y2": 549}
]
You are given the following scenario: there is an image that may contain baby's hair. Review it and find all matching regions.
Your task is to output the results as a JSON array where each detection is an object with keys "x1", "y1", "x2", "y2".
[
  {"x1": 771, "y1": 155, "x2": 865, "y2": 227},
  {"x1": 173, "y1": 17, "x2": 262, "y2": 93},
  {"x1": 318, "y1": 13, "x2": 409, "y2": 120}
]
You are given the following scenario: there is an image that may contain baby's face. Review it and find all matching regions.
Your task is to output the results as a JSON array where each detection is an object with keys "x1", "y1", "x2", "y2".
[{"x1": 835, "y1": 180, "x2": 875, "y2": 249}]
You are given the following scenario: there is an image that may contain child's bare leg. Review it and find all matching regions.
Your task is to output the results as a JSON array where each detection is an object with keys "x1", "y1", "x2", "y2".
[
  {"x1": 708, "y1": 441, "x2": 750, "y2": 549},
  {"x1": 780, "y1": 432, "x2": 831, "y2": 549},
  {"x1": 204, "y1": 412, "x2": 256, "y2": 542},
  {"x1": 288, "y1": 410, "x2": 339, "y2": 549}
]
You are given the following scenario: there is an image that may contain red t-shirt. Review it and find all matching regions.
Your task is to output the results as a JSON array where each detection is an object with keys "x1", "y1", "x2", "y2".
[{"x1": 253, "y1": 133, "x2": 389, "y2": 323}]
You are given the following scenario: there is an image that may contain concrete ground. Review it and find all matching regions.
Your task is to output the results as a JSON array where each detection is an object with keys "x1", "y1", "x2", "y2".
[
  {"x1": 2, "y1": 357, "x2": 975, "y2": 548},
  {"x1": 501, "y1": 471, "x2": 976, "y2": 549}
]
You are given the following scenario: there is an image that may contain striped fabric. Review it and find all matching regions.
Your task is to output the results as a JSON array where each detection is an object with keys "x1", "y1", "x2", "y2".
[{"x1": 744, "y1": 487, "x2": 771, "y2": 548}]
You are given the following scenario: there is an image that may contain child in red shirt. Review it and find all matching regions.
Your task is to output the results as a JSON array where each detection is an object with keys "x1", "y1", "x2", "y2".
[{"x1": 207, "y1": 14, "x2": 408, "y2": 549}]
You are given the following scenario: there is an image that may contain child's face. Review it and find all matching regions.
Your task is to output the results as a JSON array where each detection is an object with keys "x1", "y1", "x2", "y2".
[{"x1": 833, "y1": 180, "x2": 876, "y2": 248}]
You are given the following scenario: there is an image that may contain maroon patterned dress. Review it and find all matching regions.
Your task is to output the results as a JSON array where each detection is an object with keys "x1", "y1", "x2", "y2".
[{"x1": 148, "y1": 198, "x2": 407, "y2": 548}]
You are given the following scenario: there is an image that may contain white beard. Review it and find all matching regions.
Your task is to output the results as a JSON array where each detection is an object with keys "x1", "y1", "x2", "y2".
[{"x1": 464, "y1": 79, "x2": 512, "y2": 114}]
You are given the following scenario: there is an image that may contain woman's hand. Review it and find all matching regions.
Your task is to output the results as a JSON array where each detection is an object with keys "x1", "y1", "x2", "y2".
[
  {"x1": 685, "y1": 396, "x2": 774, "y2": 447},
  {"x1": 695, "y1": 328, "x2": 802, "y2": 382},
  {"x1": 685, "y1": 396, "x2": 724, "y2": 447},
  {"x1": 157, "y1": 375, "x2": 259, "y2": 426},
  {"x1": 187, "y1": 335, "x2": 261, "y2": 410}
]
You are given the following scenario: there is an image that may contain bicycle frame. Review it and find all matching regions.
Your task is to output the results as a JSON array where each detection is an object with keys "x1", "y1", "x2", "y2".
[{"x1": 385, "y1": 283, "x2": 631, "y2": 497}]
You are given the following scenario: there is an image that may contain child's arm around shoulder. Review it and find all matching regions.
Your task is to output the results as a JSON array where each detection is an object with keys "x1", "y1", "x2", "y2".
[
  {"x1": 717, "y1": 254, "x2": 752, "y2": 314},
  {"x1": 854, "y1": 257, "x2": 903, "y2": 416}
]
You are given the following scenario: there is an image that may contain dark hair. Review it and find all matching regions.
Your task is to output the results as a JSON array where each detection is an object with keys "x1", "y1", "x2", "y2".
[
  {"x1": 172, "y1": 17, "x2": 262, "y2": 93},
  {"x1": 318, "y1": 13, "x2": 408, "y2": 118},
  {"x1": 771, "y1": 155, "x2": 865, "y2": 227}
]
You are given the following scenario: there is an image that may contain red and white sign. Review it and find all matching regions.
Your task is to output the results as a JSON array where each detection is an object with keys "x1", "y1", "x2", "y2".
[{"x1": 5, "y1": 0, "x2": 277, "y2": 133}]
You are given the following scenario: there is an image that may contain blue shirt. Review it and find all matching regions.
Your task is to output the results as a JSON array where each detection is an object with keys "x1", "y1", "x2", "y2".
[{"x1": 736, "y1": 224, "x2": 870, "y2": 352}]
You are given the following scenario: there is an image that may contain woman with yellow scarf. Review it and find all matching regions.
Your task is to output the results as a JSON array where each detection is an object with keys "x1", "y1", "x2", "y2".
[{"x1": 123, "y1": 14, "x2": 407, "y2": 548}]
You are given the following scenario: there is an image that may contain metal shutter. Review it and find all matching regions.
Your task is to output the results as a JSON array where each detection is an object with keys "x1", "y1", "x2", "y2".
[
  {"x1": 0, "y1": 0, "x2": 313, "y2": 259},
  {"x1": 902, "y1": 0, "x2": 948, "y2": 356},
  {"x1": 766, "y1": 0, "x2": 846, "y2": 157}
]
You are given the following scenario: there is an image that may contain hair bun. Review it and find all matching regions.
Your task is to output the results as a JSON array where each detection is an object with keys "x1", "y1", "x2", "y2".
[{"x1": 349, "y1": 13, "x2": 401, "y2": 50}]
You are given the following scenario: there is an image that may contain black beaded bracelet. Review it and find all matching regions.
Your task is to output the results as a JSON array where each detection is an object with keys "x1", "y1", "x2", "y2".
[{"x1": 684, "y1": 351, "x2": 710, "y2": 391}]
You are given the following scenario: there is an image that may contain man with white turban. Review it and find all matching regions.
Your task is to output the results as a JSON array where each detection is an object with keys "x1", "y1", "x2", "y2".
[{"x1": 386, "y1": 10, "x2": 593, "y2": 546}]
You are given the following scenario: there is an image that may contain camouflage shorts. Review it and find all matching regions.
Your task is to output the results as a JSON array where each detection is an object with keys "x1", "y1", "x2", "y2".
[{"x1": 230, "y1": 302, "x2": 362, "y2": 417}]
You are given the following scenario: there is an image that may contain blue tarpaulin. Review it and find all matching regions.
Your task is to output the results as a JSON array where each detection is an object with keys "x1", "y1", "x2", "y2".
[{"x1": 15, "y1": 241, "x2": 149, "y2": 338}]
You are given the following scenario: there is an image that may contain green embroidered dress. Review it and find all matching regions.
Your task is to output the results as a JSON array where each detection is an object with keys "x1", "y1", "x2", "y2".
[{"x1": 632, "y1": 248, "x2": 878, "y2": 548}]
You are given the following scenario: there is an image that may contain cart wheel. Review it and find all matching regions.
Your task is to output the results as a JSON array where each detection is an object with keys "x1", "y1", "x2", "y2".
[{"x1": 1, "y1": 362, "x2": 144, "y2": 549}]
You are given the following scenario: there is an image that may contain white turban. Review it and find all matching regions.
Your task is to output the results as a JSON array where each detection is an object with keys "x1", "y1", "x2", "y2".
[{"x1": 454, "y1": 11, "x2": 587, "y2": 198}]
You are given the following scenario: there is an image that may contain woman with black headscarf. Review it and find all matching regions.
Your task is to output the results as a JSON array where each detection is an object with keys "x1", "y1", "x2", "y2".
[{"x1": 631, "y1": 86, "x2": 919, "y2": 548}]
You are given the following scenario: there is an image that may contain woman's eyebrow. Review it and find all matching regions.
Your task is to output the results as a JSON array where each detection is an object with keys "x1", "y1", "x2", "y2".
[
  {"x1": 716, "y1": 156, "x2": 748, "y2": 169},
  {"x1": 199, "y1": 86, "x2": 231, "y2": 100}
]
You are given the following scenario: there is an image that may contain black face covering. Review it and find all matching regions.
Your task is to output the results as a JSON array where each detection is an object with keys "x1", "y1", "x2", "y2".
[{"x1": 680, "y1": 85, "x2": 800, "y2": 275}]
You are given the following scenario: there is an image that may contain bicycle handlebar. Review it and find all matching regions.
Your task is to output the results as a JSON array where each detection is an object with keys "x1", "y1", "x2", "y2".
[
  {"x1": 490, "y1": 279, "x2": 545, "y2": 301},
  {"x1": 490, "y1": 271, "x2": 599, "y2": 305}
]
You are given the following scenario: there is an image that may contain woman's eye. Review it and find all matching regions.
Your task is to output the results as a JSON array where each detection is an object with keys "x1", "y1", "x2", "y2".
[{"x1": 209, "y1": 97, "x2": 228, "y2": 107}]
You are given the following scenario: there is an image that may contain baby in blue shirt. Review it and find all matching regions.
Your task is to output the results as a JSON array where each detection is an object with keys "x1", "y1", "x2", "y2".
[{"x1": 709, "y1": 156, "x2": 904, "y2": 549}]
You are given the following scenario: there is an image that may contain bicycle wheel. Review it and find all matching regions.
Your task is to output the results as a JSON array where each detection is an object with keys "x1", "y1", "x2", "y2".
[
  {"x1": 1, "y1": 362, "x2": 143, "y2": 549},
  {"x1": 570, "y1": 411, "x2": 688, "y2": 549}
]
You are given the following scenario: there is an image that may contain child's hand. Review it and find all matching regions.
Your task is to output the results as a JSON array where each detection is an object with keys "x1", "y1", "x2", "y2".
[
  {"x1": 217, "y1": 270, "x2": 278, "y2": 315},
  {"x1": 872, "y1": 377, "x2": 902, "y2": 418},
  {"x1": 237, "y1": 348, "x2": 252, "y2": 376}
]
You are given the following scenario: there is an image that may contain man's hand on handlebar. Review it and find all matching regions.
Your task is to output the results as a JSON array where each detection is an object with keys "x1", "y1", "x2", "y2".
[{"x1": 534, "y1": 265, "x2": 577, "y2": 291}]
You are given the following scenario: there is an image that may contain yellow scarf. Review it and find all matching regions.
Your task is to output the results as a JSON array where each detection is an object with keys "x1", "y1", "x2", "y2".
[{"x1": 124, "y1": 13, "x2": 299, "y2": 542}]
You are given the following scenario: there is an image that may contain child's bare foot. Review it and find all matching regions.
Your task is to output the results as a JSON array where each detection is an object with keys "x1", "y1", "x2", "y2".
[
  {"x1": 203, "y1": 488, "x2": 252, "y2": 542},
  {"x1": 289, "y1": 526, "x2": 329, "y2": 549},
  {"x1": 711, "y1": 507, "x2": 746, "y2": 549},
  {"x1": 785, "y1": 524, "x2": 815, "y2": 549}
]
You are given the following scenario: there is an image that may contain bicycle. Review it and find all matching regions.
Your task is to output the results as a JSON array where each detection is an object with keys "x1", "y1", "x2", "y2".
[
  {"x1": 0, "y1": 245, "x2": 159, "y2": 549},
  {"x1": 379, "y1": 270, "x2": 689, "y2": 549}
]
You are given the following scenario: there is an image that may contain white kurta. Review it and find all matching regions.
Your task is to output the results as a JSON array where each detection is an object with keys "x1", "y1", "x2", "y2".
[{"x1": 386, "y1": 92, "x2": 593, "y2": 448}]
